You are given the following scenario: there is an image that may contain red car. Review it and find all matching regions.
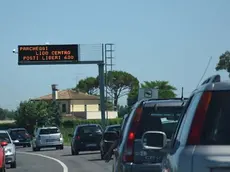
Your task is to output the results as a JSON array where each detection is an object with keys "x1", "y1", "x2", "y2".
[{"x1": 0, "y1": 141, "x2": 8, "y2": 172}]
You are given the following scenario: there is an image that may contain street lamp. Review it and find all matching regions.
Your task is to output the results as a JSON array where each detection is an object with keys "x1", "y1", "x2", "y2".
[{"x1": 12, "y1": 49, "x2": 18, "y2": 54}]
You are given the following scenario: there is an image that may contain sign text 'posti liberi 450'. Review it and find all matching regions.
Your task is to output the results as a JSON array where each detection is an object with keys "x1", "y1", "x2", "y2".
[{"x1": 18, "y1": 44, "x2": 79, "y2": 65}]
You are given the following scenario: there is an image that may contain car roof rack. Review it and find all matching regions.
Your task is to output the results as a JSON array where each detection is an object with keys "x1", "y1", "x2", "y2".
[
  {"x1": 147, "y1": 97, "x2": 188, "y2": 101},
  {"x1": 200, "y1": 74, "x2": 221, "y2": 86}
]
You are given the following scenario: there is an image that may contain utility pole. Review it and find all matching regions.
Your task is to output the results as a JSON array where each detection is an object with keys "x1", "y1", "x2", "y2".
[
  {"x1": 51, "y1": 84, "x2": 59, "y2": 127},
  {"x1": 104, "y1": 44, "x2": 115, "y2": 125}
]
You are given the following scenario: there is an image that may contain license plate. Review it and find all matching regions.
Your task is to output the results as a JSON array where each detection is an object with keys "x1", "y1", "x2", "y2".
[
  {"x1": 46, "y1": 139, "x2": 56, "y2": 142},
  {"x1": 86, "y1": 144, "x2": 97, "y2": 147}
]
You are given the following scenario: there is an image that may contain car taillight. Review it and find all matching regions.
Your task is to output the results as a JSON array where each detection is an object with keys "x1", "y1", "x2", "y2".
[
  {"x1": 123, "y1": 106, "x2": 143, "y2": 162},
  {"x1": 76, "y1": 136, "x2": 80, "y2": 140},
  {"x1": 187, "y1": 91, "x2": 212, "y2": 145}
]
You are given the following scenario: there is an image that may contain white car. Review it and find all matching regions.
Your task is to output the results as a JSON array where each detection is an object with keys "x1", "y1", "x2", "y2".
[
  {"x1": 32, "y1": 127, "x2": 64, "y2": 151},
  {"x1": 0, "y1": 130, "x2": 16, "y2": 168}
]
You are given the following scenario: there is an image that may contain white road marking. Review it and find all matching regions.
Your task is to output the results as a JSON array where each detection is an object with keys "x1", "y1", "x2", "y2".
[{"x1": 18, "y1": 151, "x2": 68, "y2": 172}]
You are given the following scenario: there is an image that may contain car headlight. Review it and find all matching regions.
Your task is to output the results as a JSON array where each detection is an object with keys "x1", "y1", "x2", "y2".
[{"x1": 5, "y1": 148, "x2": 12, "y2": 154}]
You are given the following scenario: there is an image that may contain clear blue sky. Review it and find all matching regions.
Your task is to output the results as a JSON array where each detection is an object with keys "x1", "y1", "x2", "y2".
[{"x1": 1, "y1": 0, "x2": 230, "y2": 110}]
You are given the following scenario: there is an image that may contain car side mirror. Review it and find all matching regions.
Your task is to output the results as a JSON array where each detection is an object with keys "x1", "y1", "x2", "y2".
[
  {"x1": 1, "y1": 141, "x2": 8, "y2": 147},
  {"x1": 141, "y1": 131, "x2": 167, "y2": 149},
  {"x1": 103, "y1": 131, "x2": 119, "y2": 142},
  {"x1": 68, "y1": 134, "x2": 73, "y2": 137}
]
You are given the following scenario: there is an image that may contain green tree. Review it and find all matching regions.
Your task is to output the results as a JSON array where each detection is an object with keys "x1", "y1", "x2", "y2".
[
  {"x1": 0, "y1": 108, "x2": 16, "y2": 120},
  {"x1": 216, "y1": 51, "x2": 230, "y2": 77},
  {"x1": 117, "y1": 105, "x2": 129, "y2": 118},
  {"x1": 100, "y1": 70, "x2": 139, "y2": 110},
  {"x1": 74, "y1": 77, "x2": 99, "y2": 95},
  {"x1": 105, "y1": 100, "x2": 114, "y2": 111},
  {"x1": 0, "y1": 108, "x2": 6, "y2": 120},
  {"x1": 15, "y1": 100, "x2": 52, "y2": 134},
  {"x1": 127, "y1": 85, "x2": 139, "y2": 109},
  {"x1": 48, "y1": 102, "x2": 62, "y2": 127},
  {"x1": 141, "y1": 81, "x2": 177, "y2": 98}
]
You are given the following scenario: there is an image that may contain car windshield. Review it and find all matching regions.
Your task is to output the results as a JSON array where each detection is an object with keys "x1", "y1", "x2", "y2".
[
  {"x1": 39, "y1": 128, "x2": 60, "y2": 135},
  {"x1": 106, "y1": 126, "x2": 121, "y2": 132},
  {"x1": 9, "y1": 129, "x2": 30, "y2": 140},
  {"x1": 79, "y1": 126, "x2": 102, "y2": 135},
  {"x1": 0, "y1": 133, "x2": 11, "y2": 143}
]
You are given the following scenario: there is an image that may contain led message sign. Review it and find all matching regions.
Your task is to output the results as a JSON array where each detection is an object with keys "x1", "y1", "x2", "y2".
[{"x1": 18, "y1": 44, "x2": 79, "y2": 65}]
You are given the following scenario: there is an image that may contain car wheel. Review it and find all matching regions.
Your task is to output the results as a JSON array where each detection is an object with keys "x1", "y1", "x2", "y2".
[
  {"x1": 27, "y1": 143, "x2": 31, "y2": 147},
  {"x1": 71, "y1": 147, "x2": 74, "y2": 155},
  {"x1": 10, "y1": 161, "x2": 16, "y2": 168},
  {"x1": 23, "y1": 145, "x2": 26, "y2": 148},
  {"x1": 100, "y1": 150, "x2": 104, "y2": 160},
  {"x1": 33, "y1": 146, "x2": 40, "y2": 151},
  {"x1": 60, "y1": 145, "x2": 64, "y2": 150},
  {"x1": 101, "y1": 152, "x2": 104, "y2": 160},
  {"x1": 71, "y1": 147, "x2": 79, "y2": 155},
  {"x1": 0, "y1": 167, "x2": 5, "y2": 172}
]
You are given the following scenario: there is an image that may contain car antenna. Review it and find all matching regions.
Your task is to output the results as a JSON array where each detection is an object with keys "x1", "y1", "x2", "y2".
[
  {"x1": 181, "y1": 87, "x2": 184, "y2": 100},
  {"x1": 196, "y1": 56, "x2": 213, "y2": 88}
]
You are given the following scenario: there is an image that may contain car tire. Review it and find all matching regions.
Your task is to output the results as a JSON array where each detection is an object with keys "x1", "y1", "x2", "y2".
[
  {"x1": 10, "y1": 161, "x2": 16, "y2": 168},
  {"x1": 32, "y1": 147, "x2": 40, "y2": 151},
  {"x1": 71, "y1": 148, "x2": 79, "y2": 155},
  {"x1": 27, "y1": 143, "x2": 31, "y2": 147},
  {"x1": 23, "y1": 145, "x2": 26, "y2": 148},
  {"x1": 101, "y1": 152, "x2": 104, "y2": 160},
  {"x1": 0, "y1": 167, "x2": 5, "y2": 172},
  {"x1": 100, "y1": 150, "x2": 104, "y2": 160},
  {"x1": 56, "y1": 145, "x2": 64, "y2": 150}
]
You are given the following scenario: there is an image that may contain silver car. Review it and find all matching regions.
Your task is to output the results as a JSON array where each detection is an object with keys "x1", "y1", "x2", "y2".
[
  {"x1": 32, "y1": 127, "x2": 64, "y2": 151},
  {"x1": 0, "y1": 131, "x2": 16, "y2": 168}
]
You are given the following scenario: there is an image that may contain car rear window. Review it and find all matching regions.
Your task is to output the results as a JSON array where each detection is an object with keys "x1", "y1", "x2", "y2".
[
  {"x1": 107, "y1": 126, "x2": 121, "y2": 132},
  {"x1": 10, "y1": 129, "x2": 29, "y2": 139},
  {"x1": 39, "y1": 128, "x2": 60, "y2": 135},
  {"x1": 0, "y1": 133, "x2": 11, "y2": 143},
  {"x1": 135, "y1": 104, "x2": 184, "y2": 139},
  {"x1": 200, "y1": 91, "x2": 230, "y2": 145},
  {"x1": 78, "y1": 126, "x2": 102, "y2": 135}
]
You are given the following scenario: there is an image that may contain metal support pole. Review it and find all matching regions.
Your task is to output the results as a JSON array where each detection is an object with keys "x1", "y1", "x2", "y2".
[{"x1": 98, "y1": 63, "x2": 106, "y2": 129}]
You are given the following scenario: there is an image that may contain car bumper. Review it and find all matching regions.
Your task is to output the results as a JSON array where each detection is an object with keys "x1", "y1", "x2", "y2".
[
  {"x1": 5, "y1": 154, "x2": 15, "y2": 164},
  {"x1": 121, "y1": 162, "x2": 162, "y2": 172},
  {"x1": 14, "y1": 142, "x2": 30, "y2": 146},
  {"x1": 75, "y1": 142, "x2": 100, "y2": 151},
  {"x1": 35, "y1": 140, "x2": 63, "y2": 148}
]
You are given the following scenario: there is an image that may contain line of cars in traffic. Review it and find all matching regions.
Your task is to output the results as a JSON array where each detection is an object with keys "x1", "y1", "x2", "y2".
[
  {"x1": 0, "y1": 126, "x2": 65, "y2": 171},
  {"x1": 0, "y1": 74, "x2": 227, "y2": 172}
]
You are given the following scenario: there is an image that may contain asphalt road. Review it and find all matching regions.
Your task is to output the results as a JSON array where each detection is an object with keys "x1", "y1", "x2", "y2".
[{"x1": 7, "y1": 146, "x2": 113, "y2": 172}]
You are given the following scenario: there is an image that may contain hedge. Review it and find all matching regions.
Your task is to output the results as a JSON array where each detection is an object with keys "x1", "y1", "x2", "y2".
[{"x1": 61, "y1": 118, "x2": 122, "y2": 128}]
